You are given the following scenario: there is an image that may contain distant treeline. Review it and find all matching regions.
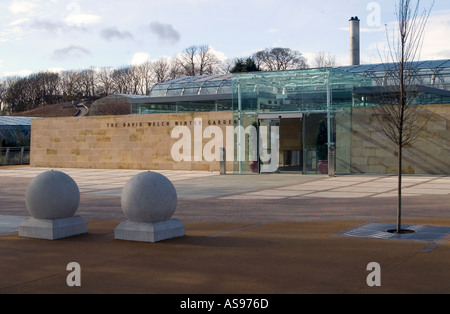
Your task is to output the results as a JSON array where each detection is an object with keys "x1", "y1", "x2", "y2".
[{"x1": 0, "y1": 46, "x2": 334, "y2": 114}]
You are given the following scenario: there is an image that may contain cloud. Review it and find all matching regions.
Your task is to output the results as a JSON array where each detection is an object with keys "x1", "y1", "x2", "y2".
[
  {"x1": 364, "y1": 10, "x2": 450, "y2": 62},
  {"x1": 8, "y1": 1, "x2": 37, "y2": 14},
  {"x1": 64, "y1": 2, "x2": 102, "y2": 27},
  {"x1": 131, "y1": 52, "x2": 151, "y2": 66},
  {"x1": 29, "y1": 19, "x2": 67, "y2": 33},
  {"x1": 65, "y1": 13, "x2": 102, "y2": 26},
  {"x1": 46, "y1": 67, "x2": 66, "y2": 73},
  {"x1": 149, "y1": 22, "x2": 180, "y2": 45},
  {"x1": 420, "y1": 10, "x2": 450, "y2": 60},
  {"x1": 2, "y1": 69, "x2": 33, "y2": 77},
  {"x1": 52, "y1": 45, "x2": 91, "y2": 60},
  {"x1": 101, "y1": 27, "x2": 134, "y2": 41},
  {"x1": 207, "y1": 46, "x2": 228, "y2": 62},
  {"x1": 28, "y1": 17, "x2": 92, "y2": 34},
  {"x1": 9, "y1": 18, "x2": 29, "y2": 26}
]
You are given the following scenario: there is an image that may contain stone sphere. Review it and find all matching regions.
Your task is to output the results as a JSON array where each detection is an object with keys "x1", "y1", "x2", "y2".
[
  {"x1": 121, "y1": 171, "x2": 178, "y2": 223},
  {"x1": 25, "y1": 170, "x2": 80, "y2": 219}
]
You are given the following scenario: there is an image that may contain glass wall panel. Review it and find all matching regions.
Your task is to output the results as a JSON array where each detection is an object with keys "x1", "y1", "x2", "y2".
[
  {"x1": 131, "y1": 100, "x2": 233, "y2": 114},
  {"x1": 231, "y1": 68, "x2": 371, "y2": 174},
  {"x1": 218, "y1": 81, "x2": 232, "y2": 94},
  {"x1": 182, "y1": 88, "x2": 200, "y2": 96},
  {"x1": 149, "y1": 74, "x2": 232, "y2": 97}
]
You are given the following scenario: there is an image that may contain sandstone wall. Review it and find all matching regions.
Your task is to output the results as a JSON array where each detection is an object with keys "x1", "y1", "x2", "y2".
[
  {"x1": 30, "y1": 112, "x2": 234, "y2": 171},
  {"x1": 348, "y1": 105, "x2": 450, "y2": 175}
]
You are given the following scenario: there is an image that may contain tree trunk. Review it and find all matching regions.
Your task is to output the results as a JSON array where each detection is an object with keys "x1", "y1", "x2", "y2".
[{"x1": 397, "y1": 142, "x2": 402, "y2": 233}]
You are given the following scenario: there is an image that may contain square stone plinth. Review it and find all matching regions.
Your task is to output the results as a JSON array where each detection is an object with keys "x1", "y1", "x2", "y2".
[
  {"x1": 114, "y1": 219, "x2": 185, "y2": 243},
  {"x1": 19, "y1": 216, "x2": 88, "y2": 240}
]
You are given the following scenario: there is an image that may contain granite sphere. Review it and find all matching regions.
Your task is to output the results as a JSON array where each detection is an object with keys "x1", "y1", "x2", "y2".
[
  {"x1": 121, "y1": 171, "x2": 178, "y2": 223},
  {"x1": 25, "y1": 170, "x2": 80, "y2": 219}
]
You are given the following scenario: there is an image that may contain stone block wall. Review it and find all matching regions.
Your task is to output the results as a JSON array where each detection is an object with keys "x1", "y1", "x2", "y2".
[
  {"x1": 31, "y1": 112, "x2": 234, "y2": 171},
  {"x1": 29, "y1": 105, "x2": 450, "y2": 175},
  {"x1": 348, "y1": 104, "x2": 450, "y2": 175}
]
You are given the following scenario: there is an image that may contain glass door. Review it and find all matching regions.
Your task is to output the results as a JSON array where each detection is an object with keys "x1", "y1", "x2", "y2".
[
  {"x1": 302, "y1": 113, "x2": 328, "y2": 174},
  {"x1": 279, "y1": 118, "x2": 303, "y2": 172},
  {"x1": 257, "y1": 118, "x2": 280, "y2": 173}
]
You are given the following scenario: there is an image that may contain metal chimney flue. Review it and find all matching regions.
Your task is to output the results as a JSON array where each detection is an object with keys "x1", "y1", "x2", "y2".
[{"x1": 349, "y1": 16, "x2": 360, "y2": 66}]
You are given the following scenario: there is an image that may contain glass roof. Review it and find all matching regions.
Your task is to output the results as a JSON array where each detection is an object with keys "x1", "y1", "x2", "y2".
[
  {"x1": 233, "y1": 67, "x2": 371, "y2": 89},
  {"x1": 148, "y1": 59, "x2": 450, "y2": 100},
  {"x1": 339, "y1": 59, "x2": 450, "y2": 73},
  {"x1": 150, "y1": 74, "x2": 232, "y2": 97},
  {"x1": 339, "y1": 59, "x2": 450, "y2": 90},
  {"x1": 0, "y1": 117, "x2": 31, "y2": 146},
  {"x1": 0, "y1": 117, "x2": 32, "y2": 128},
  {"x1": 232, "y1": 68, "x2": 372, "y2": 112}
]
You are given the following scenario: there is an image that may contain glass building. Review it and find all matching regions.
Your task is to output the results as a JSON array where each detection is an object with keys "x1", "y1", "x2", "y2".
[
  {"x1": 129, "y1": 60, "x2": 450, "y2": 174},
  {"x1": 0, "y1": 116, "x2": 31, "y2": 147},
  {"x1": 0, "y1": 116, "x2": 31, "y2": 166},
  {"x1": 231, "y1": 68, "x2": 372, "y2": 174},
  {"x1": 340, "y1": 59, "x2": 450, "y2": 91},
  {"x1": 131, "y1": 74, "x2": 233, "y2": 114}
]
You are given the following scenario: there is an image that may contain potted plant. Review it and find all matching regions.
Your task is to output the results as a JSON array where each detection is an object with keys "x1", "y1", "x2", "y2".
[
  {"x1": 249, "y1": 121, "x2": 259, "y2": 173},
  {"x1": 316, "y1": 120, "x2": 328, "y2": 174}
]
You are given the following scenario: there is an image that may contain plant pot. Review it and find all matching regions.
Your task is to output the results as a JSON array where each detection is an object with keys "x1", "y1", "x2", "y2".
[
  {"x1": 249, "y1": 161, "x2": 258, "y2": 173},
  {"x1": 317, "y1": 160, "x2": 328, "y2": 174}
]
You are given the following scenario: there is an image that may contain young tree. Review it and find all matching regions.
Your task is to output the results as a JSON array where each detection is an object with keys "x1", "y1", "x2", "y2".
[{"x1": 374, "y1": 0, "x2": 434, "y2": 233}]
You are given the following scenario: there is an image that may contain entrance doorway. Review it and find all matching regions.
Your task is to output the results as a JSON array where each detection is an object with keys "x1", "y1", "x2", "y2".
[{"x1": 257, "y1": 113, "x2": 327, "y2": 174}]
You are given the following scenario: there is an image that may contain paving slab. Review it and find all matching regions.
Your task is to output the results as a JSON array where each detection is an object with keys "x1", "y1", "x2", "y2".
[
  {"x1": 0, "y1": 166, "x2": 449, "y2": 295},
  {"x1": 0, "y1": 215, "x2": 26, "y2": 234},
  {"x1": 0, "y1": 220, "x2": 449, "y2": 294}
]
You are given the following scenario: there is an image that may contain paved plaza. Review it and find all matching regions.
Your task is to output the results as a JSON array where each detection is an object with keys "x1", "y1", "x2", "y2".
[{"x1": 0, "y1": 166, "x2": 449, "y2": 294}]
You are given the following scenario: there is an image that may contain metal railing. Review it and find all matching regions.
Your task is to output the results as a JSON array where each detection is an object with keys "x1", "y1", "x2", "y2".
[{"x1": 0, "y1": 147, "x2": 30, "y2": 166}]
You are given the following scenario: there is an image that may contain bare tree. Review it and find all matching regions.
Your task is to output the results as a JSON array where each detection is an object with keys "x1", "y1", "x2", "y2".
[
  {"x1": 151, "y1": 58, "x2": 172, "y2": 83},
  {"x1": 1, "y1": 71, "x2": 61, "y2": 112},
  {"x1": 177, "y1": 45, "x2": 222, "y2": 76},
  {"x1": 197, "y1": 45, "x2": 220, "y2": 75},
  {"x1": 178, "y1": 46, "x2": 197, "y2": 76},
  {"x1": 128, "y1": 66, "x2": 142, "y2": 95},
  {"x1": 168, "y1": 59, "x2": 183, "y2": 80},
  {"x1": 3, "y1": 76, "x2": 35, "y2": 113},
  {"x1": 39, "y1": 72, "x2": 60, "y2": 105},
  {"x1": 374, "y1": 0, "x2": 434, "y2": 233},
  {"x1": 135, "y1": 61, "x2": 153, "y2": 95},
  {"x1": 313, "y1": 52, "x2": 338, "y2": 68},
  {"x1": 60, "y1": 70, "x2": 82, "y2": 102},
  {"x1": 111, "y1": 66, "x2": 133, "y2": 94},
  {"x1": 220, "y1": 58, "x2": 235, "y2": 74},
  {"x1": 253, "y1": 47, "x2": 308, "y2": 71},
  {"x1": 96, "y1": 67, "x2": 115, "y2": 97},
  {"x1": 0, "y1": 79, "x2": 6, "y2": 113},
  {"x1": 79, "y1": 68, "x2": 96, "y2": 99}
]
